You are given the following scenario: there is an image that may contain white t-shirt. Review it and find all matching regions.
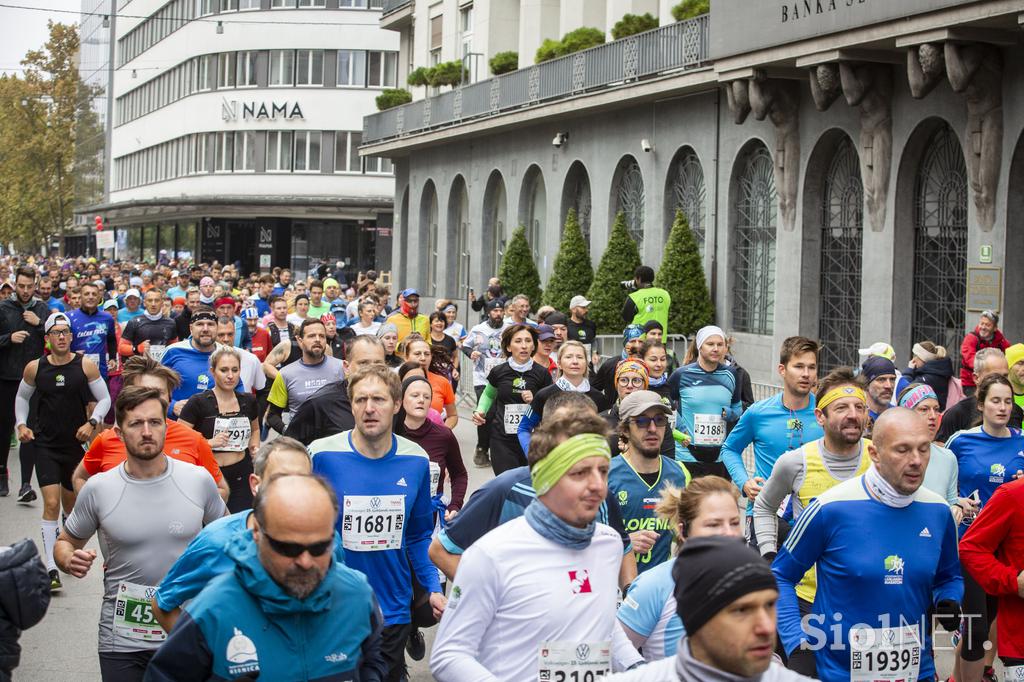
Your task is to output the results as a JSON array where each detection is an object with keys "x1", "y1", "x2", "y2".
[
  {"x1": 351, "y1": 321, "x2": 381, "y2": 337},
  {"x1": 236, "y1": 346, "x2": 267, "y2": 393},
  {"x1": 430, "y1": 516, "x2": 642, "y2": 681}
]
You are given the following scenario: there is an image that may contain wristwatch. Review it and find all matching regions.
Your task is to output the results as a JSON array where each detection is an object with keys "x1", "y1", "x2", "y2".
[{"x1": 88, "y1": 418, "x2": 99, "y2": 428}]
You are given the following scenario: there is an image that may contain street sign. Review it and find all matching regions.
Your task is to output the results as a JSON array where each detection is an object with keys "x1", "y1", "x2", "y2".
[
  {"x1": 966, "y1": 266, "x2": 1001, "y2": 312},
  {"x1": 96, "y1": 231, "x2": 115, "y2": 250}
]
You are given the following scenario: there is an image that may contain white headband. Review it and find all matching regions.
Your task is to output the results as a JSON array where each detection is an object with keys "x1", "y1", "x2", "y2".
[{"x1": 695, "y1": 325, "x2": 726, "y2": 350}]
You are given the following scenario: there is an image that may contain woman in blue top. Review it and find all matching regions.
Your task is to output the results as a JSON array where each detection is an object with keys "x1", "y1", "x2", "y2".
[
  {"x1": 944, "y1": 373, "x2": 1024, "y2": 681},
  {"x1": 616, "y1": 475, "x2": 742, "y2": 662}
]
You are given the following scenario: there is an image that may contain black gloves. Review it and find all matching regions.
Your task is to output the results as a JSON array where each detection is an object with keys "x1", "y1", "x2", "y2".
[{"x1": 934, "y1": 599, "x2": 962, "y2": 632}]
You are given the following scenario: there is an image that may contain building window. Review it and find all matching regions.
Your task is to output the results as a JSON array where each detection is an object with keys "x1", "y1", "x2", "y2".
[
  {"x1": 239, "y1": 0, "x2": 259, "y2": 9},
  {"x1": 614, "y1": 157, "x2": 645, "y2": 250},
  {"x1": 296, "y1": 50, "x2": 324, "y2": 86},
  {"x1": 220, "y1": 0, "x2": 238, "y2": 10},
  {"x1": 667, "y1": 147, "x2": 706, "y2": 255},
  {"x1": 234, "y1": 131, "x2": 256, "y2": 171},
  {"x1": 731, "y1": 143, "x2": 777, "y2": 336},
  {"x1": 430, "y1": 15, "x2": 443, "y2": 51},
  {"x1": 340, "y1": 0, "x2": 367, "y2": 6},
  {"x1": 220, "y1": 52, "x2": 236, "y2": 88},
  {"x1": 365, "y1": 156, "x2": 393, "y2": 174},
  {"x1": 214, "y1": 132, "x2": 234, "y2": 172},
  {"x1": 294, "y1": 131, "x2": 321, "y2": 172},
  {"x1": 236, "y1": 51, "x2": 258, "y2": 86},
  {"x1": 195, "y1": 55, "x2": 213, "y2": 91},
  {"x1": 298, "y1": 0, "x2": 326, "y2": 6},
  {"x1": 460, "y1": 5, "x2": 473, "y2": 60},
  {"x1": 199, "y1": 0, "x2": 217, "y2": 16},
  {"x1": 366, "y1": 51, "x2": 398, "y2": 87},
  {"x1": 271, "y1": 0, "x2": 298, "y2": 7},
  {"x1": 334, "y1": 131, "x2": 358, "y2": 172},
  {"x1": 270, "y1": 50, "x2": 295, "y2": 86},
  {"x1": 338, "y1": 50, "x2": 367, "y2": 86},
  {"x1": 267, "y1": 131, "x2": 294, "y2": 171}
]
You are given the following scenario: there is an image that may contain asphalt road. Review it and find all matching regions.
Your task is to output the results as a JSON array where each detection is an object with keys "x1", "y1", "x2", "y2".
[
  {"x1": 0, "y1": 420, "x2": 977, "y2": 681},
  {"x1": 1, "y1": 417, "x2": 493, "y2": 681}
]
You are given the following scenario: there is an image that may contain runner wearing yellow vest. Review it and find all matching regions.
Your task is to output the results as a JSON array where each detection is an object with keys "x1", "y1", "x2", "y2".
[{"x1": 622, "y1": 266, "x2": 671, "y2": 334}]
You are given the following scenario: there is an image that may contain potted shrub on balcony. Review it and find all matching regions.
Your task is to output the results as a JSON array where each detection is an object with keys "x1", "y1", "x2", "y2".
[
  {"x1": 489, "y1": 51, "x2": 519, "y2": 76},
  {"x1": 535, "y1": 27, "x2": 605, "y2": 64},
  {"x1": 407, "y1": 66, "x2": 431, "y2": 87},
  {"x1": 428, "y1": 60, "x2": 469, "y2": 87},
  {"x1": 671, "y1": 0, "x2": 709, "y2": 21},
  {"x1": 611, "y1": 13, "x2": 659, "y2": 39},
  {"x1": 375, "y1": 88, "x2": 412, "y2": 111}
]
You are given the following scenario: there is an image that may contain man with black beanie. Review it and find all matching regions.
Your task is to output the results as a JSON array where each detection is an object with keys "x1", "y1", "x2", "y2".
[{"x1": 608, "y1": 536, "x2": 812, "y2": 681}]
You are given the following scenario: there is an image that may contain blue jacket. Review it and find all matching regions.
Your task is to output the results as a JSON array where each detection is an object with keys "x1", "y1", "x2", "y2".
[{"x1": 144, "y1": 533, "x2": 387, "y2": 682}]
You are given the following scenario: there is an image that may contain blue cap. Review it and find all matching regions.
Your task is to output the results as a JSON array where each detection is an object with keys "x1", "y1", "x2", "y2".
[
  {"x1": 623, "y1": 324, "x2": 644, "y2": 343},
  {"x1": 241, "y1": 307, "x2": 259, "y2": 320},
  {"x1": 401, "y1": 288, "x2": 419, "y2": 298}
]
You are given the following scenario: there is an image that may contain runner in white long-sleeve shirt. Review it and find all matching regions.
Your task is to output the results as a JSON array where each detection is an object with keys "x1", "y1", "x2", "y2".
[{"x1": 430, "y1": 410, "x2": 644, "y2": 681}]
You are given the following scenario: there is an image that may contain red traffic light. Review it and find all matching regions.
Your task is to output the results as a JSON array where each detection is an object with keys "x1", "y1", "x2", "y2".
[{"x1": 94, "y1": 215, "x2": 104, "y2": 231}]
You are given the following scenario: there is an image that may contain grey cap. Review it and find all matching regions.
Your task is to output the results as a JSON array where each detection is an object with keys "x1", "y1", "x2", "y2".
[{"x1": 619, "y1": 390, "x2": 672, "y2": 420}]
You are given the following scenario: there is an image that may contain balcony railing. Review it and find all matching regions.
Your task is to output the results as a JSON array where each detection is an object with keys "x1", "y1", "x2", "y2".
[
  {"x1": 381, "y1": 0, "x2": 411, "y2": 14},
  {"x1": 363, "y1": 13, "x2": 709, "y2": 144}
]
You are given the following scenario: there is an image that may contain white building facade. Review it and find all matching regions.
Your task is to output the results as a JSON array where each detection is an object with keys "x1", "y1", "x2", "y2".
[{"x1": 88, "y1": 0, "x2": 399, "y2": 275}]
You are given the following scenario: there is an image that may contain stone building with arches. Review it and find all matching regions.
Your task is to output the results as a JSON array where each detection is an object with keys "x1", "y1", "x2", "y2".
[{"x1": 363, "y1": 0, "x2": 1024, "y2": 383}]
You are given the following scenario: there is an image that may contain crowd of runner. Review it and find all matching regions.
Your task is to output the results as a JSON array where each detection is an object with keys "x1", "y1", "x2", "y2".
[{"x1": 0, "y1": 252, "x2": 1021, "y2": 682}]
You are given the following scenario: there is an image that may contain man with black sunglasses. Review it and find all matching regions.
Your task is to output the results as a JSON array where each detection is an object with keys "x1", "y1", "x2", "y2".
[
  {"x1": 145, "y1": 474, "x2": 388, "y2": 681},
  {"x1": 608, "y1": 391, "x2": 691, "y2": 576}
]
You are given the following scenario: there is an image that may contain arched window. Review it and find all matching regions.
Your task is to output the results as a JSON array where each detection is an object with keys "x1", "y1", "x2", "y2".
[
  {"x1": 731, "y1": 143, "x2": 777, "y2": 336},
  {"x1": 482, "y1": 171, "x2": 507, "y2": 279},
  {"x1": 912, "y1": 124, "x2": 967, "y2": 356},
  {"x1": 562, "y1": 162, "x2": 592, "y2": 249},
  {"x1": 421, "y1": 181, "x2": 439, "y2": 295},
  {"x1": 448, "y1": 176, "x2": 470, "y2": 297},
  {"x1": 521, "y1": 166, "x2": 546, "y2": 265},
  {"x1": 667, "y1": 148, "x2": 706, "y2": 256},
  {"x1": 818, "y1": 137, "x2": 863, "y2": 371},
  {"x1": 614, "y1": 157, "x2": 645, "y2": 249}
]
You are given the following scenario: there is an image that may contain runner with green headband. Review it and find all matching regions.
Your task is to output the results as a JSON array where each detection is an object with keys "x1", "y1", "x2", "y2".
[{"x1": 431, "y1": 410, "x2": 644, "y2": 681}]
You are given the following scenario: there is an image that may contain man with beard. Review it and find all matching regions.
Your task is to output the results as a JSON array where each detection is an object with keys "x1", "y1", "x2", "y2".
[
  {"x1": 0, "y1": 266, "x2": 51, "y2": 499},
  {"x1": 751, "y1": 368, "x2": 873, "y2": 677},
  {"x1": 463, "y1": 299, "x2": 509, "y2": 468},
  {"x1": 53, "y1": 387, "x2": 226, "y2": 681},
  {"x1": 161, "y1": 309, "x2": 244, "y2": 418},
  {"x1": 385, "y1": 288, "x2": 428, "y2": 344},
  {"x1": 68, "y1": 281, "x2": 118, "y2": 381},
  {"x1": 859, "y1": 355, "x2": 896, "y2": 436},
  {"x1": 145, "y1": 474, "x2": 388, "y2": 682},
  {"x1": 119, "y1": 288, "x2": 178, "y2": 363},
  {"x1": 608, "y1": 391, "x2": 691, "y2": 574},
  {"x1": 266, "y1": 319, "x2": 344, "y2": 434}
]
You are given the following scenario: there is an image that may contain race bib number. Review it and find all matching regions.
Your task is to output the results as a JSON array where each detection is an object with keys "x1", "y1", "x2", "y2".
[
  {"x1": 849, "y1": 624, "x2": 920, "y2": 682},
  {"x1": 85, "y1": 353, "x2": 101, "y2": 368},
  {"x1": 692, "y1": 413, "x2": 725, "y2": 446},
  {"x1": 213, "y1": 416, "x2": 250, "y2": 451},
  {"x1": 429, "y1": 461, "x2": 441, "y2": 497},
  {"x1": 342, "y1": 495, "x2": 405, "y2": 551},
  {"x1": 503, "y1": 403, "x2": 529, "y2": 434},
  {"x1": 147, "y1": 344, "x2": 167, "y2": 362},
  {"x1": 113, "y1": 582, "x2": 165, "y2": 642},
  {"x1": 538, "y1": 640, "x2": 611, "y2": 681},
  {"x1": 483, "y1": 356, "x2": 503, "y2": 375},
  {"x1": 1005, "y1": 666, "x2": 1024, "y2": 681}
]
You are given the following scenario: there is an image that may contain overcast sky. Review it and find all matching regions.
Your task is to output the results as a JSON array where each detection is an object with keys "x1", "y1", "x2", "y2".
[{"x1": 0, "y1": 0, "x2": 84, "y2": 76}]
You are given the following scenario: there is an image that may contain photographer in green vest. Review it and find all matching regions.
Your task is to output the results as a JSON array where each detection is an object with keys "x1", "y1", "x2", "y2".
[{"x1": 622, "y1": 265, "x2": 671, "y2": 334}]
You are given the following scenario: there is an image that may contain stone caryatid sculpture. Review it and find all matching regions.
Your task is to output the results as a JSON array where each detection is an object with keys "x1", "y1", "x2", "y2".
[
  {"x1": 945, "y1": 42, "x2": 1003, "y2": 232},
  {"x1": 749, "y1": 71, "x2": 800, "y2": 231},
  {"x1": 724, "y1": 79, "x2": 752, "y2": 124},
  {"x1": 907, "y1": 43, "x2": 946, "y2": 99},
  {"x1": 808, "y1": 64, "x2": 842, "y2": 112},
  {"x1": 839, "y1": 63, "x2": 893, "y2": 232}
]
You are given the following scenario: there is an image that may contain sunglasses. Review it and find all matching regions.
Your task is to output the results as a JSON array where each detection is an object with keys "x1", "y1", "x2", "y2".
[
  {"x1": 632, "y1": 415, "x2": 669, "y2": 429},
  {"x1": 262, "y1": 530, "x2": 333, "y2": 558}
]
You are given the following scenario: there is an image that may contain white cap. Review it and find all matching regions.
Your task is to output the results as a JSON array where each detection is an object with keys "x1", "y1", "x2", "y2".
[
  {"x1": 125, "y1": 288, "x2": 141, "y2": 299},
  {"x1": 569, "y1": 295, "x2": 591, "y2": 309},
  {"x1": 103, "y1": 299, "x2": 119, "y2": 310},
  {"x1": 171, "y1": 270, "x2": 180, "y2": 278},
  {"x1": 44, "y1": 312, "x2": 71, "y2": 333},
  {"x1": 857, "y1": 342, "x2": 896, "y2": 362}
]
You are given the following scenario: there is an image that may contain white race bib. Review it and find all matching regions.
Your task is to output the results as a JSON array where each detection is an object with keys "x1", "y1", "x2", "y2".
[
  {"x1": 85, "y1": 353, "x2": 101, "y2": 368},
  {"x1": 1005, "y1": 666, "x2": 1024, "y2": 681},
  {"x1": 341, "y1": 495, "x2": 405, "y2": 551},
  {"x1": 483, "y1": 356, "x2": 503, "y2": 375},
  {"x1": 147, "y1": 344, "x2": 167, "y2": 362},
  {"x1": 429, "y1": 460, "x2": 441, "y2": 497},
  {"x1": 503, "y1": 403, "x2": 529, "y2": 434},
  {"x1": 849, "y1": 624, "x2": 920, "y2": 682},
  {"x1": 213, "y1": 416, "x2": 250, "y2": 451},
  {"x1": 538, "y1": 640, "x2": 611, "y2": 681},
  {"x1": 692, "y1": 413, "x2": 725, "y2": 446},
  {"x1": 113, "y1": 581, "x2": 166, "y2": 642}
]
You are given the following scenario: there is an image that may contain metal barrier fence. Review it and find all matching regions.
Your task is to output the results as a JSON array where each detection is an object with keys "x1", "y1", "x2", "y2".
[{"x1": 363, "y1": 14, "x2": 710, "y2": 144}]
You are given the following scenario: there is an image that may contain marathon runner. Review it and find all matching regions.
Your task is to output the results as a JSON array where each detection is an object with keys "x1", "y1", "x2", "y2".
[
  {"x1": 214, "y1": 317, "x2": 265, "y2": 396},
  {"x1": 402, "y1": 336, "x2": 458, "y2": 428},
  {"x1": 68, "y1": 281, "x2": 117, "y2": 382},
  {"x1": 265, "y1": 319, "x2": 343, "y2": 434},
  {"x1": 472, "y1": 324, "x2": 552, "y2": 474},
  {"x1": 668, "y1": 325, "x2": 743, "y2": 479},
  {"x1": 608, "y1": 390, "x2": 691, "y2": 573},
  {"x1": 150, "y1": 437, "x2": 313, "y2": 632},
  {"x1": 53, "y1": 386, "x2": 226, "y2": 681},
  {"x1": 463, "y1": 298, "x2": 508, "y2": 467},
  {"x1": 386, "y1": 288, "x2": 429, "y2": 343},
  {"x1": 773, "y1": 408, "x2": 963, "y2": 682},
  {"x1": 860, "y1": 355, "x2": 896, "y2": 435},
  {"x1": 895, "y1": 383, "x2": 965, "y2": 517},
  {"x1": 938, "y1": 348, "x2": 1023, "y2": 441},
  {"x1": 616, "y1": 476, "x2": 741, "y2": 661},
  {"x1": 944, "y1": 373, "x2": 1024, "y2": 682},
  {"x1": 567, "y1": 295, "x2": 597, "y2": 361},
  {"x1": 594, "y1": 325, "x2": 646, "y2": 406},
  {"x1": 430, "y1": 411, "x2": 644, "y2": 680},
  {"x1": 118, "y1": 288, "x2": 177, "y2": 363},
  {"x1": 0, "y1": 265, "x2": 51, "y2": 500},
  {"x1": 15, "y1": 312, "x2": 110, "y2": 591},
  {"x1": 309, "y1": 365, "x2": 444, "y2": 682},
  {"x1": 162, "y1": 308, "x2": 246, "y2": 418},
  {"x1": 178, "y1": 347, "x2": 260, "y2": 513},
  {"x1": 71, "y1": 355, "x2": 229, "y2": 502},
  {"x1": 721, "y1": 336, "x2": 823, "y2": 539}
]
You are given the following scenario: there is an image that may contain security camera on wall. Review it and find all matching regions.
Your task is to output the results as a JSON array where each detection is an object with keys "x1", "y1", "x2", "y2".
[
  {"x1": 552, "y1": 132, "x2": 568, "y2": 148},
  {"x1": 641, "y1": 138, "x2": 653, "y2": 153}
]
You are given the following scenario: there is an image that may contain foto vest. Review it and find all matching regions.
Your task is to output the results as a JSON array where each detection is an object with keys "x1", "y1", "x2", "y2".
[
  {"x1": 793, "y1": 438, "x2": 872, "y2": 603},
  {"x1": 628, "y1": 287, "x2": 670, "y2": 333}
]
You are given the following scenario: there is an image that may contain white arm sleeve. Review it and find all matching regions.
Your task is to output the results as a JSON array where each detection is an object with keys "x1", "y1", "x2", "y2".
[
  {"x1": 14, "y1": 379, "x2": 34, "y2": 428},
  {"x1": 611, "y1": 620, "x2": 645, "y2": 672},
  {"x1": 429, "y1": 546, "x2": 501, "y2": 682},
  {"x1": 88, "y1": 377, "x2": 111, "y2": 423}
]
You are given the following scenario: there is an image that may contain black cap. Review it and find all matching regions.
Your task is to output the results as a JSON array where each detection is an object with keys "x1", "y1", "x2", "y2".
[
  {"x1": 485, "y1": 299, "x2": 504, "y2": 311},
  {"x1": 545, "y1": 311, "x2": 568, "y2": 326},
  {"x1": 643, "y1": 319, "x2": 663, "y2": 332},
  {"x1": 672, "y1": 536, "x2": 777, "y2": 635}
]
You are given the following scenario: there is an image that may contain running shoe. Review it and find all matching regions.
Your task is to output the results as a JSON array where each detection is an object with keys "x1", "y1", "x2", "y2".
[
  {"x1": 405, "y1": 628, "x2": 425, "y2": 661},
  {"x1": 49, "y1": 569, "x2": 62, "y2": 592},
  {"x1": 0, "y1": 467, "x2": 8, "y2": 497},
  {"x1": 17, "y1": 484, "x2": 36, "y2": 503},
  {"x1": 473, "y1": 447, "x2": 490, "y2": 468}
]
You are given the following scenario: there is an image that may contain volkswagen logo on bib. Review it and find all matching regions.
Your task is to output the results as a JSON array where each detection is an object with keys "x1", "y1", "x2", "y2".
[
  {"x1": 576, "y1": 644, "x2": 590, "y2": 661},
  {"x1": 370, "y1": 496, "x2": 382, "y2": 510}
]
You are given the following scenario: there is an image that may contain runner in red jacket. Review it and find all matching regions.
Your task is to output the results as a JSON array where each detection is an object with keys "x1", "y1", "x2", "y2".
[{"x1": 960, "y1": 476, "x2": 1024, "y2": 670}]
